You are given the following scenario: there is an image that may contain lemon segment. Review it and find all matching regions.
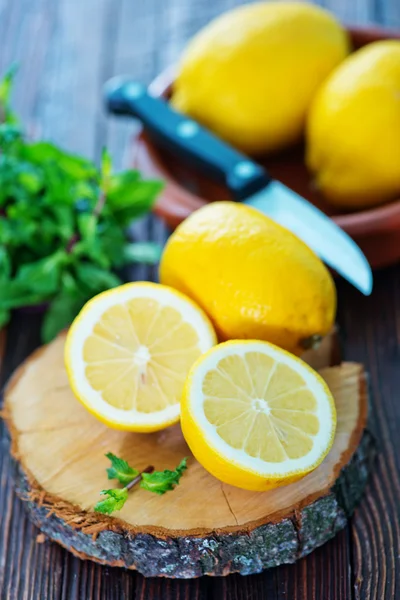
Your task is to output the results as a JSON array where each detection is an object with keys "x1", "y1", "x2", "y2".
[
  {"x1": 65, "y1": 282, "x2": 217, "y2": 432},
  {"x1": 181, "y1": 340, "x2": 336, "y2": 491}
]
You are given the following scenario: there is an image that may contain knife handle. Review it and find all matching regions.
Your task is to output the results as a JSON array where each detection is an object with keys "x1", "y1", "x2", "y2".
[{"x1": 104, "y1": 78, "x2": 271, "y2": 201}]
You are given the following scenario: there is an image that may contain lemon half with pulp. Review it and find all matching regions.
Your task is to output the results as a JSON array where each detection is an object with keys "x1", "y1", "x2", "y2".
[
  {"x1": 182, "y1": 340, "x2": 336, "y2": 490},
  {"x1": 65, "y1": 282, "x2": 216, "y2": 431}
]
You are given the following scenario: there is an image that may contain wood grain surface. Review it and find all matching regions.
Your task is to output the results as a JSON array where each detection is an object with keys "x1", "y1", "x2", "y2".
[
  {"x1": 4, "y1": 331, "x2": 374, "y2": 577},
  {"x1": 0, "y1": 0, "x2": 399, "y2": 598}
]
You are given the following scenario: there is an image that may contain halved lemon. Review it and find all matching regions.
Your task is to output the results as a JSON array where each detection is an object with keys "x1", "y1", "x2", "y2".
[
  {"x1": 65, "y1": 282, "x2": 217, "y2": 431},
  {"x1": 181, "y1": 340, "x2": 336, "y2": 490}
]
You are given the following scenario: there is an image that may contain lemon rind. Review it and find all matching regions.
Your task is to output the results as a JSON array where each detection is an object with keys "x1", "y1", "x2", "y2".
[
  {"x1": 65, "y1": 282, "x2": 217, "y2": 431},
  {"x1": 183, "y1": 339, "x2": 336, "y2": 480}
]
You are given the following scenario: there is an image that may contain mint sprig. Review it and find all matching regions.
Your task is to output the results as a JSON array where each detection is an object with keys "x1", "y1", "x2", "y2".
[
  {"x1": 140, "y1": 458, "x2": 188, "y2": 495},
  {"x1": 0, "y1": 67, "x2": 163, "y2": 342},
  {"x1": 94, "y1": 455, "x2": 188, "y2": 515},
  {"x1": 95, "y1": 488, "x2": 129, "y2": 515},
  {"x1": 105, "y1": 452, "x2": 139, "y2": 485}
]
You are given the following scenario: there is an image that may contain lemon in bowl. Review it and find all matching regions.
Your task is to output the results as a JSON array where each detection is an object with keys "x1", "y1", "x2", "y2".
[
  {"x1": 171, "y1": 2, "x2": 349, "y2": 154},
  {"x1": 307, "y1": 40, "x2": 400, "y2": 209}
]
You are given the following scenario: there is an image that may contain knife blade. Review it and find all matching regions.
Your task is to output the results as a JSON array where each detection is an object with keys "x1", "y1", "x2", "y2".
[{"x1": 104, "y1": 77, "x2": 373, "y2": 295}]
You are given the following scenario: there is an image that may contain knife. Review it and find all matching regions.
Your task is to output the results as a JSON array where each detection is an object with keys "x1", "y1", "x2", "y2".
[{"x1": 104, "y1": 77, "x2": 373, "y2": 296}]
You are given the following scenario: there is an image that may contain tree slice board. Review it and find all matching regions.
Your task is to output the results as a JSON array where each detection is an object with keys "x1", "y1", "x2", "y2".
[{"x1": 4, "y1": 332, "x2": 375, "y2": 578}]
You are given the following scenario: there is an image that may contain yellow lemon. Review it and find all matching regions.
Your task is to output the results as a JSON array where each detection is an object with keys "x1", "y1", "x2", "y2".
[
  {"x1": 171, "y1": 2, "x2": 349, "y2": 154},
  {"x1": 160, "y1": 202, "x2": 336, "y2": 356},
  {"x1": 307, "y1": 40, "x2": 400, "y2": 209},
  {"x1": 65, "y1": 282, "x2": 216, "y2": 432},
  {"x1": 181, "y1": 340, "x2": 336, "y2": 491}
]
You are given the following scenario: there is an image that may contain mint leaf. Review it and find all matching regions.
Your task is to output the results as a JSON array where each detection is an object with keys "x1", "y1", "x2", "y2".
[
  {"x1": 0, "y1": 247, "x2": 12, "y2": 324},
  {"x1": 123, "y1": 242, "x2": 162, "y2": 265},
  {"x1": 94, "y1": 488, "x2": 128, "y2": 515},
  {"x1": 41, "y1": 289, "x2": 86, "y2": 343},
  {"x1": 0, "y1": 308, "x2": 10, "y2": 329},
  {"x1": 77, "y1": 212, "x2": 97, "y2": 242},
  {"x1": 18, "y1": 170, "x2": 43, "y2": 195},
  {"x1": 0, "y1": 64, "x2": 17, "y2": 109},
  {"x1": 108, "y1": 172, "x2": 163, "y2": 225},
  {"x1": 21, "y1": 142, "x2": 96, "y2": 180},
  {"x1": 140, "y1": 458, "x2": 188, "y2": 495},
  {"x1": 41, "y1": 271, "x2": 87, "y2": 342},
  {"x1": 0, "y1": 279, "x2": 46, "y2": 310},
  {"x1": 92, "y1": 221, "x2": 128, "y2": 268},
  {"x1": 0, "y1": 123, "x2": 22, "y2": 147},
  {"x1": 71, "y1": 238, "x2": 111, "y2": 270},
  {"x1": 105, "y1": 453, "x2": 139, "y2": 485},
  {"x1": 60, "y1": 271, "x2": 80, "y2": 295},
  {"x1": 0, "y1": 64, "x2": 18, "y2": 127},
  {"x1": 15, "y1": 250, "x2": 67, "y2": 297},
  {"x1": 100, "y1": 148, "x2": 112, "y2": 190},
  {"x1": 54, "y1": 263, "x2": 122, "y2": 326},
  {"x1": 75, "y1": 263, "x2": 121, "y2": 294},
  {"x1": 0, "y1": 246, "x2": 11, "y2": 280}
]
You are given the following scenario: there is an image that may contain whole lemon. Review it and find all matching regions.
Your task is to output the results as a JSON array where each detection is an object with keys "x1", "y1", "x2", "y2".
[
  {"x1": 307, "y1": 40, "x2": 400, "y2": 209},
  {"x1": 159, "y1": 202, "x2": 336, "y2": 355},
  {"x1": 171, "y1": 2, "x2": 349, "y2": 155}
]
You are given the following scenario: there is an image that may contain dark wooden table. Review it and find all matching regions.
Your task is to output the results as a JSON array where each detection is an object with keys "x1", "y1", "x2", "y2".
[{"x1": 1, "y1": 1, "x2": 400, "y2": 598}]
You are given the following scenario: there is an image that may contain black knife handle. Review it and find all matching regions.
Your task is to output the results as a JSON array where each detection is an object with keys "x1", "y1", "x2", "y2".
[{"x1": 104, "y1": 78, "x2": 271, "y2": 201}]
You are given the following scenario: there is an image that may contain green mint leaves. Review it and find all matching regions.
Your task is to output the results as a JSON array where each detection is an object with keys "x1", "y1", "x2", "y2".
[
  {"x1": 94, "y1": 455, "x2": 188, "y2": 515},
  {"x1": 140, "y1": 458, "x2": 188, "y2": 495},
  {"x1": 0, "y1": 68, "x2": 163, "y2": 342},
  {"x1": 105, "y1": 452, "x2": 139, "y2": 485},
  {"x1": 95, "y1": 488, "x2": 129, "y2": 515}
]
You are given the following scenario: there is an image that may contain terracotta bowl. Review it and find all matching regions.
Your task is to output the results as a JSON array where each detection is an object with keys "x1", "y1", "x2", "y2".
[{"x1": 131, "y1": 25, "x2": 400, "y2": 269}]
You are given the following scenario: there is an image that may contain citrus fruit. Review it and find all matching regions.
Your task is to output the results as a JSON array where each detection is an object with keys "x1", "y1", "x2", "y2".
[
  {"x1": 65, "y1": 282, "x2": 216, "y2": 432},
  {"x1": 160, "y1": 202, "x2": 336, "y2": 356},
  {"x1": 181, "y1": 340, "x2": 336, "y2": 491},
  {"x1": 171, "y1": 2, "x2": 349, "y2": 154},
  {"x1": 307, "y1": 40, "x2": 400, "y2": 209}
]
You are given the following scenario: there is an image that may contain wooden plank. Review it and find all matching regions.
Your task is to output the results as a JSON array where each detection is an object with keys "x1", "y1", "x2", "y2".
[
  {"x1": 323, "y1": 0, "x2": 376, "y2": 26},
  {"x1": 337, "y1": 268, "x2": 400, "y2": 600},
  {"x1": 32, "y1": 0, "x2": 119, "y2": 159},
  {"x1": 0, "y1": 330, "x2": 5, "y2": 375},
  {"x1": 209, "y1": 529, "x2": 352, "y2": 600},
  {"x1": 376, "y1": 0, "x2": 400, "y2": 27},
  {"x1": 0, "y1": 315, "x2": 44, "y2": 599},
  {"x1": 0, "y1": 0, "x2": 56, "y2": 130},
  {"x1": 133, "y1": 576, "x2": 212, "y2": 600}
]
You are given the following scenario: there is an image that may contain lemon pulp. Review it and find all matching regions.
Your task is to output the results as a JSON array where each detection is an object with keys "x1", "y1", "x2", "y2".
[
  {"x1": 203, "y1": 352, "x2": 320, "y2": 462},
  {"x1": 182, "y1": 340, "x2": 336, "y2": 490},
  {"x1": 65, "y1": 282, "x2": 216, "y2": 431},
  {"x1": 84, "y1": 300, "x2": 203, "y2": 412}
]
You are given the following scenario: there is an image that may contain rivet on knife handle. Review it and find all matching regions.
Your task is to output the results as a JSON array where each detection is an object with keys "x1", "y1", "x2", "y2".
[{"x1": 104, "y1": 77, "x2": 271, "y2": 201}]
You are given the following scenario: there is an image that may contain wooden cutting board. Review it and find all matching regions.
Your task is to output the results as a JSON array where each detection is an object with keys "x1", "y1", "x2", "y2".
[{"x1": 4, "y1": 332, "x2": 375, "y2": 578}]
